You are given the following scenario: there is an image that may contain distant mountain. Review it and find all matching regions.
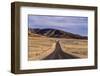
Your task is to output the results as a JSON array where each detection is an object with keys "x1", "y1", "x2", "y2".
[{"x1": 29, "y1": 28, "x2": 87, "y2": 39}]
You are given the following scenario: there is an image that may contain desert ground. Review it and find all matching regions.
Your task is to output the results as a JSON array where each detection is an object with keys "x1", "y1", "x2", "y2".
[
  {"x1": 60, "y1": 39, "x2": 88, "y2": 58},
  {"x1": 28, "y1": 33, "x2": 56, "y2": 60},
  {"x1": 28, "y1": 33, "x2": 88, "y2": 60}
]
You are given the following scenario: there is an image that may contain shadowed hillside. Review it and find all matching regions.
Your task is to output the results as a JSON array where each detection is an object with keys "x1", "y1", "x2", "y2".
[{"x1": 29, "y1": 28, "x2": 87, "y2": 39}]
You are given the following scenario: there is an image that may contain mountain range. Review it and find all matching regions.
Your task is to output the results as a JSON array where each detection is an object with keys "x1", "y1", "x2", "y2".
[{"x1": 28, "y1": 28, "x2": 87, "y2": 39}]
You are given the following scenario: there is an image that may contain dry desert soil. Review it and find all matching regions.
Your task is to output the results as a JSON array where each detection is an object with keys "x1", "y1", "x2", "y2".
[{"x1": 28, "y1": 32, "x2": 88, "y2": 60}]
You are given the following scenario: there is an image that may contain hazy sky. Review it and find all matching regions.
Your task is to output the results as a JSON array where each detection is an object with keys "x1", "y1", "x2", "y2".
[{"x1": 28, "y1": 15, "x2": 88, "y2": 36}]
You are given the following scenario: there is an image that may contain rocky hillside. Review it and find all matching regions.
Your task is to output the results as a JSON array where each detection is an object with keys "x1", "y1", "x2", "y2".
[{"x1": 29, "y1": 28, "x2": 87, "y2": 39}]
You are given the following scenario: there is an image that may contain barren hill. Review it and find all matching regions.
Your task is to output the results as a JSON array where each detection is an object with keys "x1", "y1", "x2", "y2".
[{"x1": 29, "y1": 28, "x2": 87, "y2": 39}]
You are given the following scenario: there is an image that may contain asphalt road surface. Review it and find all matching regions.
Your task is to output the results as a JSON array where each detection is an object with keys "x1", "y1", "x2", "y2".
[{"x1": 43, "y1": 41, "x2": 79, "y2": 60}]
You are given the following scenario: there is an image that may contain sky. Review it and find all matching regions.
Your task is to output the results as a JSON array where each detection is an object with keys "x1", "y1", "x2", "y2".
[{"x1": 28, "y1": 15, "x2": 88, "y2": 36}]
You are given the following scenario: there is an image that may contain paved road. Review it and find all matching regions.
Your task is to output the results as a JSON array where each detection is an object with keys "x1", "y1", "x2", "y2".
[{"x1": 43, "y1": 41, "x2": 79, "y2": 60}]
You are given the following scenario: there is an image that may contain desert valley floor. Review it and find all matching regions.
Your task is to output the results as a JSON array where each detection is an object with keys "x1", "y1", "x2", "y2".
[{"x1": 28, "y1": 33, "x2": 88, "y2": 60}]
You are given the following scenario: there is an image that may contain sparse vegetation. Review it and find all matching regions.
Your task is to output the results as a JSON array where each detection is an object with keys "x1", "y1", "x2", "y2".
[
  {"x1": 60, "y1": 39, "x2": 88, "y2": 58},
  {"x1": 28, "y1": 36, "x2": 56, "y2": 60},
  {"x1": 28, "y1": 29, "x2": 88, "y2": 60}
]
